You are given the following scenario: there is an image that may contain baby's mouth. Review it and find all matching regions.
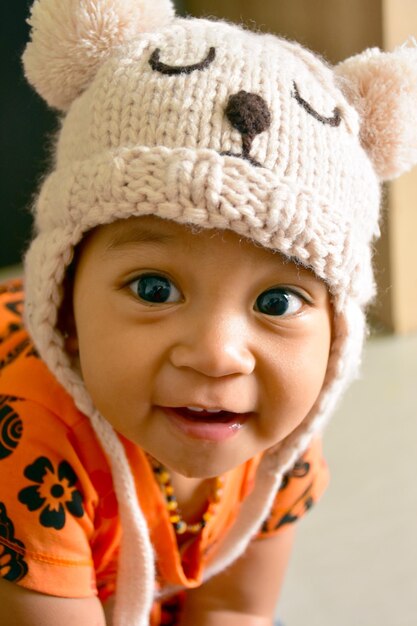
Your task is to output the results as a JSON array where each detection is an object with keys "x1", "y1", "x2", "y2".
[
  {"x1": 161, "y1": 406, "x2": 252, "y2": 441},
  {"x1": 173, "y1": 406, "x2": 244, "y2": 423}
]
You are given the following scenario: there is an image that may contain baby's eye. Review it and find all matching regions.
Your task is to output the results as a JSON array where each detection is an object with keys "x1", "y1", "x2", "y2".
[
  {"x1": 255, "y1": 288, "x2": 304, "y2": 317},
  {"x1": 129, "y1": 274, "x2": 182, "y2": 304}
]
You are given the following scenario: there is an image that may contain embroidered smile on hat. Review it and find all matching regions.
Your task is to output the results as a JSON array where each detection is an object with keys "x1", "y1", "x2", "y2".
[{"x1": 22, "y1": 1, "x2": 417, "y2": 624}]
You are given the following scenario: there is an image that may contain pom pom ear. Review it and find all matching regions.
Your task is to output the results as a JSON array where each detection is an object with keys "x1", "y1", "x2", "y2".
[
  {"x1": 22, "y1": 0, "x2": 175, "y2": 111},
  {"x1": 335, "y1": 42, "x2": 417, "y2": 181}
]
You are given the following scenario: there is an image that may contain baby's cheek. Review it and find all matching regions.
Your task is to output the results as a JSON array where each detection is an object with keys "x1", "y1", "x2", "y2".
[
  {"x1": 295, "y1": 342, "x2": 330, "y2": 402},
  {"x1": 263, "y1": 349, "x2": 329, "y2": 436}
]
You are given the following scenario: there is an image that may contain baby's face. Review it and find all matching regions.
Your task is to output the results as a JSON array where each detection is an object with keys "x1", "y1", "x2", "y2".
[{"x1": 70, "y1": 216, "x2": 332, "y2": 478}]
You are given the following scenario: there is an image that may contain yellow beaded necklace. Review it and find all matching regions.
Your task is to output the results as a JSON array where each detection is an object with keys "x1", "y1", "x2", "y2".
[{"x1": 148, "y1": 456, "x2": 225, "y2": 535}]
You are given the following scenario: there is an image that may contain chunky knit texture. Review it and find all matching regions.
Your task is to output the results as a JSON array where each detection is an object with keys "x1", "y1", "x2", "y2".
[{"x1": 21, "y1": 2, "x2": 417, "y2": 625}]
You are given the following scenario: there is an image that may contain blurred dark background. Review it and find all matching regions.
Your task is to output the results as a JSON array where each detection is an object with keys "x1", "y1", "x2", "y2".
[{"x1": 1, "y1": 1, "x2": 57, "y2": 267}]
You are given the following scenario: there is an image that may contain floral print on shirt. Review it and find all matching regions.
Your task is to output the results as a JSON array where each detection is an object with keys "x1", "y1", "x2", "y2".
[
  {"x1": 0, "y1": 502, "x2": 28, "y2": 582},
  {"x1": 18, "y1": 457, "x2": 85, "y2": 530}
]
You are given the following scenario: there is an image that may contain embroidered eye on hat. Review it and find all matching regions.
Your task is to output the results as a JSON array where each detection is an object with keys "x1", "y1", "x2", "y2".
[{"x1": 21, "y1": 1, "x2": 417, "y2": 624}]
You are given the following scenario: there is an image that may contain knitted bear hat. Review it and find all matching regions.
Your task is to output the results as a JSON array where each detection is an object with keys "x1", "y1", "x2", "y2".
[{"x1": 22, "y1": 1, "x2": 417, "y2": 624}]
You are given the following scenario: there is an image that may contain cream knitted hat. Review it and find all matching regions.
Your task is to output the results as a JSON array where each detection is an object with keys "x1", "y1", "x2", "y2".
[{"x1": 22, "y1": 1, "x2": 417, "y2": 624}]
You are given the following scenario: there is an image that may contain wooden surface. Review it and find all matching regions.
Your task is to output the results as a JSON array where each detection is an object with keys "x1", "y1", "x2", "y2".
[{"x1": 185, "y1": 0, "x2": 383, "y2": 60}]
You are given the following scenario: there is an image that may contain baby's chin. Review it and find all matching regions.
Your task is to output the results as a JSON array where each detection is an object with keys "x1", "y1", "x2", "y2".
[{"x1": 151, "y1": 442, "x2": 260, "y2": 480}]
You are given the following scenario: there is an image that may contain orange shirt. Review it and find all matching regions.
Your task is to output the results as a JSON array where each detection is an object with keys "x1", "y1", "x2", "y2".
[{"x1": 0, "y1": 279, "x2": 329, "y2": 622}]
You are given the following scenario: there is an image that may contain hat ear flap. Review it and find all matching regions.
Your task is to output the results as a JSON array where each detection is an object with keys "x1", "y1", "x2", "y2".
[
  {"x1": 335, "y1": 43, "x2": 417, "y2": 181},
  {"x1": 22, "y1": 0, "x2": 175, "y2": 112}
]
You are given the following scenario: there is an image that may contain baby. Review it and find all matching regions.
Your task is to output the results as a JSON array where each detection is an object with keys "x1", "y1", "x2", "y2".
[{"x1": 1, "y1": 1, "x2": 416, "y2": 625}]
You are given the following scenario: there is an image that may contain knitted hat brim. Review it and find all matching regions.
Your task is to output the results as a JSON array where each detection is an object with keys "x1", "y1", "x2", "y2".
[{"x1": 34, "y1": 146, "x2": 378, "y2": 311}]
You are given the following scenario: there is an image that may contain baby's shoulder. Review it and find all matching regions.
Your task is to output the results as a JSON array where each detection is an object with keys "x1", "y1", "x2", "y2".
[
  {"x1": 0, "y1": 279, "x2": 111, "y2": 528},
  {"x1": 0, "y1": 279, "x2": 83, "y2": 429}
]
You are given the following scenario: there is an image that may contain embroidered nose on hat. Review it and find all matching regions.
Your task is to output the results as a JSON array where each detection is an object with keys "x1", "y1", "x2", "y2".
[{"x1": 223, "y1": 91, "x2": 272, "y2": 166}]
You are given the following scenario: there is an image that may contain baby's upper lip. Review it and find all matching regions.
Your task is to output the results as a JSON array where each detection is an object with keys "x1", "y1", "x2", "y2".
[{"x1": 183, "y1": 406, "x2": 225, "y2": 413}]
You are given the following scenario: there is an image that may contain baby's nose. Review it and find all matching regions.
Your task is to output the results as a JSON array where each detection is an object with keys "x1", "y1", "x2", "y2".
[
  {"x1": 225, "y1": 91, "x2": 271, "y2": 139},
  {"x1": 169, "y1": 315, "x2": 256, "y2": 378}
]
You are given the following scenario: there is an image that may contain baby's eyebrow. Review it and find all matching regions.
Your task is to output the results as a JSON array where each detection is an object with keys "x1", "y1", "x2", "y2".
[{"x1": 105, "y1": 225, "x2": 176, "y2": 252}]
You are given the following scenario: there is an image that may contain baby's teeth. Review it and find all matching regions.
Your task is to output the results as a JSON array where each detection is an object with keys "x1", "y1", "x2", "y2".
[{"x1": 186, "y1": 407, "x2": 222, "y2": 413}]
